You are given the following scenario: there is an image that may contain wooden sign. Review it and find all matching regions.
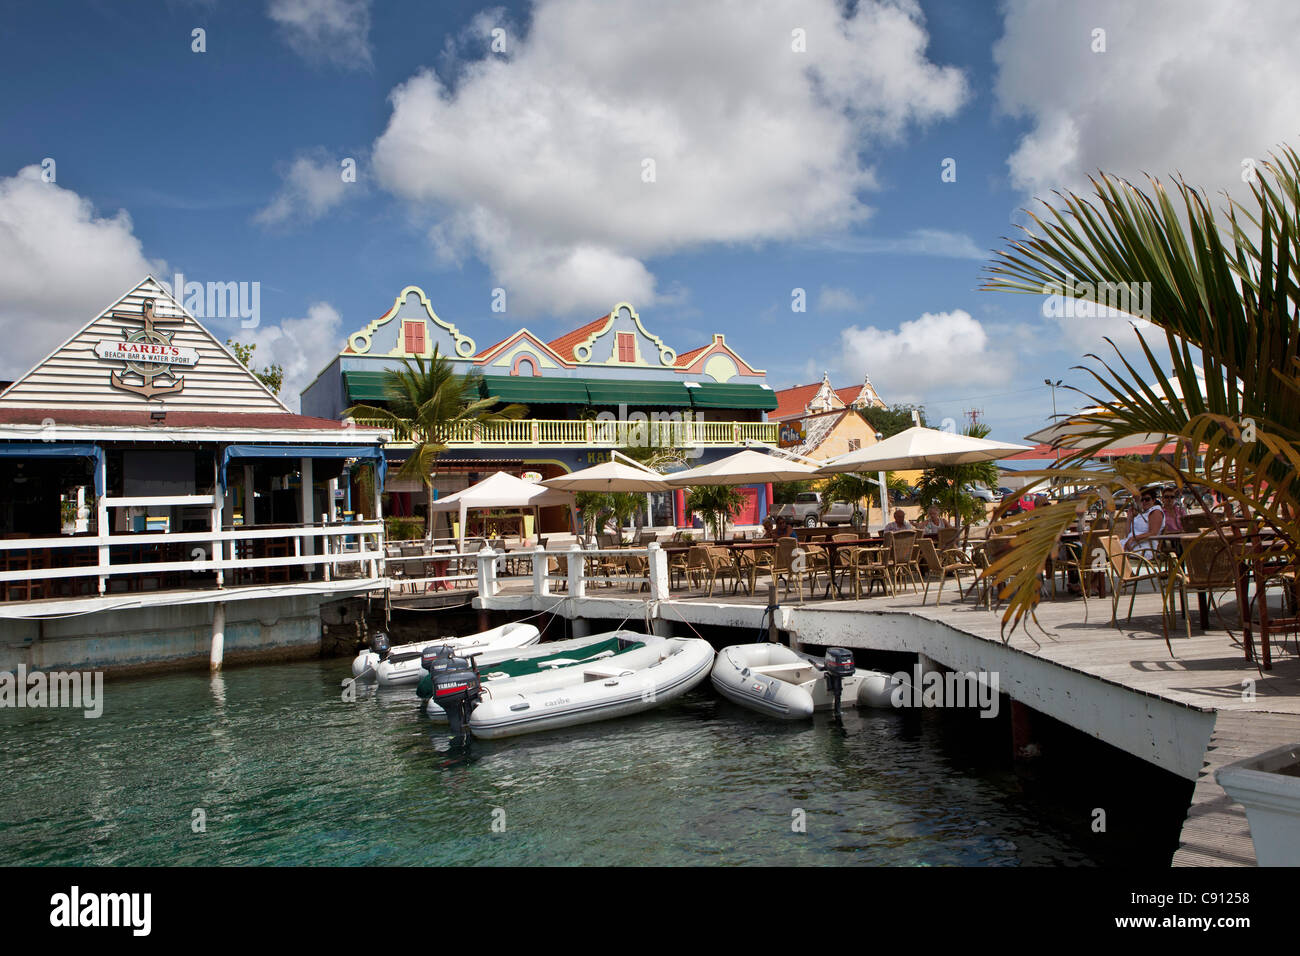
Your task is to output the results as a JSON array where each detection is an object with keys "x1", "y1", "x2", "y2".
[{"x1": 96, "y1": 299, "x2": 196, "y2": 400}]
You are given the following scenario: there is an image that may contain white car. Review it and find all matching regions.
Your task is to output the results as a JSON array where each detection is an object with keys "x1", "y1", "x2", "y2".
[{"x1": 963, "y1": 483, "x2": 997, "y2": 502}]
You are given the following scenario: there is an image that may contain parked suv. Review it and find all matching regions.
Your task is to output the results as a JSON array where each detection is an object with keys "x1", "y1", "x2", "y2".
[
  {"x1": 774, "y1": 492, "x2": 861, "y2": 528},
  {"x1": 963, "y1": 483, "x2": 997, "y2": 503}
]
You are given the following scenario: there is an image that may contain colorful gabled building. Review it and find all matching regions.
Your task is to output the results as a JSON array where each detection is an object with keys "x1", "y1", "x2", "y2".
[
  {"x1": 770, "y1": 371, "x2": 887, "y2": 462},
  {"x1": 300, "y1": 287, "x2": 781, "y2": 531}
]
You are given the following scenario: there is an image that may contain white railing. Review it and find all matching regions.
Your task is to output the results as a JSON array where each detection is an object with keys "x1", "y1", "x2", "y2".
[
  {"x1": 472, "y1": 543, "x2": 669, "y2": 601},
  {"x1": 351, "y1": 417, "x2": 778, "y2": 448},
  {"x1": 0, "y1": 521, "x2": 386, "y2": 596}
]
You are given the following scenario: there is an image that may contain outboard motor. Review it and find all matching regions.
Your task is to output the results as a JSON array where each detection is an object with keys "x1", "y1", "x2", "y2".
[
  {"x1": 372, "y1": 631, "x2": 392, "y2": 662},
  {"x1": 416, "y1": 645, "x2": 455, "y2": 711},
  {"x1": 432, "y1": 657, "x2": 483, "y2": 739},
  {"x1": 823, "y1": 647, "x2": 856, "y2": 716}
]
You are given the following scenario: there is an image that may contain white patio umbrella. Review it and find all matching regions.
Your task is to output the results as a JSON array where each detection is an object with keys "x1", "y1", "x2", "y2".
[
  {"x1": 816, "y1": 426, "x2": 1032, "y2": 473},
  {"x1": 541, "y1": 453, "x2": 671, "y2": 492},
  {"x1": 663, "y1": 449, "x2": 819, "y2": 486},
  {"x1": 430, "y1": 471, "x2": 575, "y2": 551}
]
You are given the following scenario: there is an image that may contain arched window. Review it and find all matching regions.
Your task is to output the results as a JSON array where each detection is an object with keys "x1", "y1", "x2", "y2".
[{"x1": 511, "y1": 355, "x2": 537, "y2": 377}]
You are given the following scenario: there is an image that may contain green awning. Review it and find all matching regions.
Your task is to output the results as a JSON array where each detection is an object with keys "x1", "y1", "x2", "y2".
[
  {"x1": 343, "y1": 370, "x2": 394, "y2": 402},
  {"x1": 687, "y1": 383, "x2": 779, "y2": 410},
  {"x1": 583, "y1": 379, "x2": 694, "y2": 407},
  {"x1": 479, "y1": 377, "x2": 591, "y2": 404}
]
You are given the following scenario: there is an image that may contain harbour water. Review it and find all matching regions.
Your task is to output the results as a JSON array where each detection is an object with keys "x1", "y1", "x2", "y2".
[{"x1": 0, "y1": 656, "x2": 1189, "y2": 866}]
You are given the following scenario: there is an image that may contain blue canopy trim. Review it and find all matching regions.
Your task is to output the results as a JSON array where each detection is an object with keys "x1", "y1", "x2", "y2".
[
  {"x1": 0, "y1": 442, "x2": 105, "y2": 495},
  {"x1": 220, "y1": 444, "x2": 387, "y2": 490}
]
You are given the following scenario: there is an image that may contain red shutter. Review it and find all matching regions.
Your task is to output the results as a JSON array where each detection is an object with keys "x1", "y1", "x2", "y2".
[
  {"x1": 404, "y1": 322, "x2": 425, "y2": 354},
  {"x1": 618, "y1": 333, "x2": 635, "y2": 362}
]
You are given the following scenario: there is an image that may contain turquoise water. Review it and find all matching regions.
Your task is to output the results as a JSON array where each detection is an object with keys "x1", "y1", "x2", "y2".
[{"x1": 0, "y1": 657, "x2": 1175, "y2": 865}]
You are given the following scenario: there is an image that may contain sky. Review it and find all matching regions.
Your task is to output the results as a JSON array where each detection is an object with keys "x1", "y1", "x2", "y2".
[{"x1": 1, "y1": 0, "x2": 1296, "y2": 440}]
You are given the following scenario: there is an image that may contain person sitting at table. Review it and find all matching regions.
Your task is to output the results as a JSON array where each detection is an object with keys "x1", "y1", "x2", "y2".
[
  {"x1": 884, "y1": 509, "x2": 910, "y2": 534},
  {"x1": 761, "y1": 514, "x2": 776, "y2": 539},
  {"x1": 1160, "y1": 487, "x2": 1186, "y2": 533},
  {"x1": 918, "y1": 506, "x2": 950, "y2": 534},
  {"x1": 1123, "y1": 487, "x2": 1165, "y2": 557},
  {"x1": 773, "y1": 514, "x2": 792, "y2": 538}
]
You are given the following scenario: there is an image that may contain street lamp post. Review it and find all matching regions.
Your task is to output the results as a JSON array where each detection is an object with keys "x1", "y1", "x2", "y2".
[{"x1": 1044, "y1": 379, "x2": 1063, "y2": 462}]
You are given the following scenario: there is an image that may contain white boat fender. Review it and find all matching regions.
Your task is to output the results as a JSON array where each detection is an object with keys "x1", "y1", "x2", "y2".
[{"x1": 347, "y1": 630, "x2": 391, "y2": 684}]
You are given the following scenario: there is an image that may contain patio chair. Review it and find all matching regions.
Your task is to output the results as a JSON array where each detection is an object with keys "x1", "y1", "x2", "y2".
[
  {"x1": 1170, "y1": 532, "x2": 1238, "y2": 637},
  {"x1": 883, "y1": 530, "x2": 921, "y2": 593},
  {"x1": 1102, "y1": 535, "x2": 1175, "y2": 629},
  {"x1": 706, "y1": 545, "x2": 740, "y2": 596},
  {"x1": 936, "y1": 526, "x2": 961, "y2": 551},
  {"x1": 919, "y1": 537, "x2": 978, "y2": 606},
  {"x1": 846, "y1": 544, "x2": 892, "y2": 598}
]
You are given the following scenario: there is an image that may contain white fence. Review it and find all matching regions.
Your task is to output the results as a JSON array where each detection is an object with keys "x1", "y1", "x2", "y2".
[
  {"x1": 472, "y1": 543, "x2": 670, "y2": 601},
  {"x1": 0, "y1": 521, "x2": 385, "y2": 596}
]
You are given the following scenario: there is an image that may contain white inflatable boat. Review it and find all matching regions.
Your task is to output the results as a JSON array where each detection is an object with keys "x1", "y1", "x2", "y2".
[
  {"x1": 710, "y1": 643, "x2": 903, "y2": 719},
  {"x1": 425, "y1": 631, "x2": 716, "y2": 739},
  {"x1": 350, "y1": 622, "x2": 541, "y2": 687}
]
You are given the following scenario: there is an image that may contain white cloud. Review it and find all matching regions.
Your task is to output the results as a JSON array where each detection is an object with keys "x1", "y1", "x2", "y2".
[
  {"x1": 238, "y1": 302, "x2": 343, "y2": 411},
  {"x1": 373, "y1": 0, "x2": 967, "y2": 314},
  {"x1": 817, "y1": 286, "x2": 864, "y2": 312},
  {"x1": 268, "y1": 0, "x2": 372, "y2": 70},
  {"x1": 838, "y1": 309, "x2": 1009, "y2": 404},
  {"x1": 994, "y1": 0, "x2": 1300, "y2": 205},
  {"x1": 0, "y1": 166, "x2": 165, "y2": 380},
  {"x1": 255, "y1": 151, "x2": 356, "y2": 227}
]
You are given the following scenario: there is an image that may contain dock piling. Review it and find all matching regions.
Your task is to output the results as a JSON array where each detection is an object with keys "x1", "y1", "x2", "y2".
[{"x1": 210, "y1": 602, "x2": 225, "y2": 672}]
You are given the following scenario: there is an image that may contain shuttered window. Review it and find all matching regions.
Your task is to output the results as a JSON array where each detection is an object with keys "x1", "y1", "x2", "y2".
[
  {"x1": 617, "y1": 332, "x2": 636, "y2": 363},
  {"x1": 403, "y1": 321, "x2": 426, "y2": 354}
]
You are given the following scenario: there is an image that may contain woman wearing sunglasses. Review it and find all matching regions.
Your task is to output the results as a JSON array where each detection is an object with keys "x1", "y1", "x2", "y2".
[{"x1": 1123, "y1": 487, "x2": 1165, "y2": 557}]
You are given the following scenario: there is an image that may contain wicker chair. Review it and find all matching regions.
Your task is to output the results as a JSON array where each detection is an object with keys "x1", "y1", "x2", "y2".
[
  {"x1": 847, "y1": 545, "x2": 892, "y2": 598},
  {"x1": 919, "y1": 537, "x2": 977, "y2": 606},
  {"x1": 883, "y1": 530, "x2": 921, "y2": 593}
]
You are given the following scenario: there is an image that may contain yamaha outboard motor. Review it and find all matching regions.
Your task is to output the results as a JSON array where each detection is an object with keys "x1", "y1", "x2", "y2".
[
  {"x1": 823, "y1": 647, "x2": 856, "y2": 716},
  {"x1": 372, "y1": 631, "x2": 392, "y2": 663},
  {"x1": 432, "y1": 657, "x2": 483, "y2": 738},
  {"x1": 416, "y1": 645, "x2": 455, "y2": 711}
]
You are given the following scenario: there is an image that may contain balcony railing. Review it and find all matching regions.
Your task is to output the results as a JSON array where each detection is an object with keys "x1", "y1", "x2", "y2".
[{"x1": 350, "y1": 418, "x2": 778, "y2": 448}]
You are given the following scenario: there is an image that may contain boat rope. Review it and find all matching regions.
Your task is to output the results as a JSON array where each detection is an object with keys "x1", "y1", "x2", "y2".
[{"x1": 648, "y1": 599, "x2": 710, "y2": 644}]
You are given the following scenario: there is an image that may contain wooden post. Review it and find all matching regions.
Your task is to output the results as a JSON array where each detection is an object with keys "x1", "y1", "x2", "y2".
[
  {"x1": 243, "y1": 464, "x2": 255, "y2": 525},
  {"x1": 1011, "y1": 700, "x2": 1039, "y2": 759},
  {"x1": 567, "y1": 543, "x2": 586, "y2": 598}
]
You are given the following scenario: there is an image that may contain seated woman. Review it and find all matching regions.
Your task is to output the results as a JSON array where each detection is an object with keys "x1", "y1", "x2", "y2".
[
  {"x1": 918, "y1": 506, "x2": 950, "y2": 534},
  {"x1": 1123, "y1": 487, "x2": 1165, "y2": 557}
]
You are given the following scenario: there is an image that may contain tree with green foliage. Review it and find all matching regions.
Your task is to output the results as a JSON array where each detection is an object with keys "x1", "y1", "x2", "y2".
[
  {"x1": 345, "y1": 347, "x2": 526, "y2": 538},
  {"x1": 915, "y1": 423, "x2": 1001, "y2": 526},
  {"x1": 982, "y1": 148, "x2": 1300, "y2": 639},
  {"x1": 226, "y1": 338, "x2": 284, "y2": 396},
  {"x1": 860, "y1": 403, "x2": 926, "y2": 439},
  {"x1": 819, "y1": 471, "x2": 910, "y2": 527},
  {"x1": 686, "y1": 484, "x2": 747, "y2": 541}
]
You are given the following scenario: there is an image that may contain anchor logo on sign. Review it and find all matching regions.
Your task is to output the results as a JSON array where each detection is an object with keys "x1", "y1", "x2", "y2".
[{"x1": 105, "y1": 299, "x2": 187, "y2": 400}]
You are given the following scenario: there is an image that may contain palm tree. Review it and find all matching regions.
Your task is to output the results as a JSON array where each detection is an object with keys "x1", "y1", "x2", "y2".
[
  {"x1": 686, "y1": 484, "x2": 748, "y2": 541},
  {"x1": 981, "y1": 146, "x2": 1300, "y2": 642},
  {"x1": 915, "y1": 423, "x2": 1001, "y2": 526},
  {"x1": 345, "y1": 348, "x2": 526, "y2": 539}
]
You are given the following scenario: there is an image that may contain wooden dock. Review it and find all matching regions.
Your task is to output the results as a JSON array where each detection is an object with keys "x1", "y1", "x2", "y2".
[{"x1": 487, "y1": 572, "x2": 1300, "y2": 865}]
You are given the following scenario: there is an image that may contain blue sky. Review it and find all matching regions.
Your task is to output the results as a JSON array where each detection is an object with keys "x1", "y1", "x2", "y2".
[{"x1": 1, "y1": 0, "x2": 1293, "y2": 440}]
